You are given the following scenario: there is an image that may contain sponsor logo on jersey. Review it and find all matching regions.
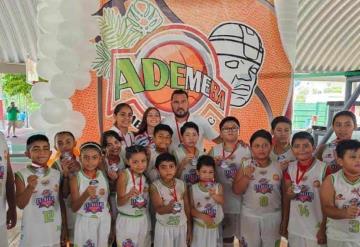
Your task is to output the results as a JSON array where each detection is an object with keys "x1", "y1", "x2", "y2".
[
  {"x1": 41, "y1": 179, "x2": 50, "y2": 185},
  {"x1": 335, "y1": 193, "x2": 345, "y2": 201},
  {"x1": 295, "y1": 185, "x2": 314, "y2": 203},
  {"x1": 224, "y1": 164, "x2": 237, "y2": 179},
  {"x1": 351, "y1": 188, "x2": 360, "y2": 198},
  {"x1": 184, "y1": 169, "x2": 199, "y2": 185},
  {"x1": 35, "y1": 189, "x2": 56, "y2": 208},
  {"x1": 313, "y1": 180, "x2": 320, "y2": 188},
  {"x1": 84, "y1": 197, "x2": 104, "y2": 214},
  {"x1": 83, "y1": 239, "x2": 95, "y2": 247},
  {"x1": 254, "y1": 178, "x2": 273, "y2": 194},
  {"x1": 273, "y1": 174, "x2": 280, "y2": 181},
  {"x1": 122, "y1": 238, "x2": 135, "y2": 247},
  {"x1": 202, "y1": 203, "x2": 217, "y2": 218}
]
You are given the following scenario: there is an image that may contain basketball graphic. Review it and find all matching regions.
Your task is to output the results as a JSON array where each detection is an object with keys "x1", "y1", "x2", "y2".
[{"x1": 143, "y1": 42, "x2": 204, "y2": 112}]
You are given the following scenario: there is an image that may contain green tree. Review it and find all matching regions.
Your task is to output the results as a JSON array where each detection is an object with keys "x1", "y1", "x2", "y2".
[{"x1": 1, "y1": 73, "x2": 31, "y2": 96}]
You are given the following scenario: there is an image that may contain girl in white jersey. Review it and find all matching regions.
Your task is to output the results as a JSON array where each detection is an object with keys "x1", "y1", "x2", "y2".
[
  {"x1": 233, "y1": 129, "x2": 282, "y2": 247},
  {"x1": 52, "y1": 131, "x2": 81, "y2": 245},
  {"x1": 210, "y1": 116, "x2": 251, "y2": 246},
  {"x1": 150, "y1": 152, "x2": 192, "y2": 247},
  {"x1": 190, "y1": 155, "x2": 224, "y2": 247},
  {"x1": 15, "y1": 134, "x2": 64, "y2": 247},
  {"x1": 70, "y1": 142, "x2": 111, "y2": 247},
  {"x1": 316, "y1": 111, "x2": 357, "y2": 174},
  {"x1": 0, "y1": 133, "x2": 16, "y2": 247},
  {"x1": 283, "y1": 131, "x2": 327, "y2": 247},
  {"x1": 116, "y1": 145, "x2": 150, "y2": 247},
  {"x1": 321, "y1": 139, "x2": 360, "y2": 247},
  {"x1": 174, "y1": 122, "x2": 203, "y2": 186},
  {"x1": 270, "y1": 116, "x2": 295, "y2": 167}
]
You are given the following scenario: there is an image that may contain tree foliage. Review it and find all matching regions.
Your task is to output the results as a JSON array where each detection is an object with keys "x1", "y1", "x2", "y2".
[{"x1": 1, "y1": 73, "x2": 31, "y2": 96}]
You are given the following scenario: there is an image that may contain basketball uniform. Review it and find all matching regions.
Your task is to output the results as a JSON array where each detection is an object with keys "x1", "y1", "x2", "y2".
[
  {"x1": 327, "y1": 170, "x2": 360, "y2": 247},
  {"x1": 210, "y1": 143, "x2": 251, "y2": 239},
  {"x1": 145, "y1": 148, "x2": 161, "y2": 183},
  {"x1": 116, "y1": 169, "x2": 150, "y2": 247},
  {"x1": 240, "y1": 159, "x2": 282, "y2": 247},
  {"x1": 73, "y1": 170, "x2": 111, "y2": 247},
  {"x1": 191, "y1": 182, "x2": 224, "y2": 247},
  {"x1": 322, "y1": 141, "x2": 341, "y2": 174},
  {"x1": 16, "y1": 166, "x2": 61, "y2": 247},
  {"x1": 173, "y1": 145, "x2": 202, "y2": 186},
  {"x1": 0, "y1": 144, "x2": 8, "y2": 247},
  {"x1": 153, "y1": 178, "x2": 188, "y2": 247},
  {"x1": 287, "y1": 159, "x2": 327, "y2": 247},
  {"x1": 270, "y1": 147, "x2": 295, "y2": 164},
  {"x1": 135, "y1": 132, "x2": 155, "y2": 149}
]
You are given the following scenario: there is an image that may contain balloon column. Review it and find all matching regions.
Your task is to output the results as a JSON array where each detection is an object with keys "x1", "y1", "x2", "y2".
[{"x1": 31, "y1": 0, "x2": 98, "y2": 141}]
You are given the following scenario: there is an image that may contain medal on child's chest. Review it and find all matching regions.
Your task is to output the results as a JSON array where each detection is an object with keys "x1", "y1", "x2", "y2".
[
  {"x1": 221, "y1": 142, "x2": 238, "y2": 169},
  {"x1": 131, "y1": 171, "x2": 144, "y2": 204},
  {"x1": 169, "y1": 181, "x2": 182, "y2": 213}
]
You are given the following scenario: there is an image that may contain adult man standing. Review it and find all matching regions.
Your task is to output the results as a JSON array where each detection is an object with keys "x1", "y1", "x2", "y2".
[
  {"x1": 163, "y1": 90, "x2": 220, "y2": 151},
  {"x1": 6, "y1": 102, "x2": 19, "y2": 138}
]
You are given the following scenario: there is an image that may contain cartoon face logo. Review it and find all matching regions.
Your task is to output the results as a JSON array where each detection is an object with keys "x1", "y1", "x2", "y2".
[
  {"x1": 273, "y1": 174, "x2": 280, "y2": 181},
  {"x1": 83, "y1": 239, "x2": 95, "y2": 247},
  {"x1": 209, "y1": 22, "x2": 264, "y2": 107},
  {"x1": 335, "y1": 193, "x2": 345, "y2": 201},
  {"x1": 122, "y1": 238, "x2": 135, "y2": 247},
  {"x1": 313, "y1": 180, "x2": 320, "y2": 188}
]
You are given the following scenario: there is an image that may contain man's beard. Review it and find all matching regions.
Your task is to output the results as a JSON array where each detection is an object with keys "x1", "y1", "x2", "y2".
[{"x1": 174, "y1": 109, "x2": 189, "y2": 118}]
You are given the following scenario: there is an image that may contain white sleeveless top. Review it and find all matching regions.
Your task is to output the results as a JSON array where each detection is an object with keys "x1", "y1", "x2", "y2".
[
  {"x1": 16, "y1": 166, "x2": 61, "y2": 247},
  {"x1": 153, "y1": 178, "x2": 187, "y2": 226},
  {"x1": 327, "y1": 170, "x2": 360, "y2": 241},
  {"x1": 77, "y1": 170, "x2": 110, "y2": 217},
  {"x1": 270, "y1": 147, "x2": 295, "y2": 163},
  {"x1": 322, "y1": 141, "x2": 340, "y2": 174},
  {"x1": 241, "y1": 159, "x2": 282, "y2": 215},
  {"x1": 211, "y1": 143, "x2": 251, "y2": 214},
  {"x1": 191, "y1": 182, "x2": 224, "y2": 227},
  {"x1": 0, "y1": 149, "x2": 8, "y2": 226},
  {"x1": 287, "y1": 159, "x2": 326, "y2": 240},
  {"x1": 173, "y1": 145, "x2": 202, "y2": 186},
  {"x1": 117, "y1": 169, "x2": 149, "y2": 217},
  {"x1": 145, "y1": 148, "x2": 161, "y2": 183}
]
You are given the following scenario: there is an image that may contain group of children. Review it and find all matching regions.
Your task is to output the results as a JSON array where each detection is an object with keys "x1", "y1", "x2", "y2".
[{"x1": 1, "y1": 104, "x2": 360, "y2": 247}]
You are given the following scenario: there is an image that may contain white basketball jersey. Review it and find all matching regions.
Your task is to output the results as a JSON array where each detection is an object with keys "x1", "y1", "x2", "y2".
[
  {"x1": 327, "y1": 170, "x2": 360, "y2": 241},
  {"x1": 173, "y1": 145, "x2": 202, "y2": 186},
  {"x1": 145, "y1": 148, "x2": 161, "y2": 183},
  {"x1": 242, "y1": 159, "x2": 282, "y2": 215},
  {"x1": 153, "y1": 178, "x2": 187, "y2": 226},
  {"x1": 270, "y1": 147, "x2": 295, "y2": 163},
  {"x1": 287, "y1": 159, "x2": 326, "y2": 240},
  {"x1": 191, "y1": 182, "x2": 224, "y2": 226},
  {"x1": 16, "y1": 166, "x2": 61, "y2": 247},
  {"x1": 211, "y1": 143, "x2": 251, "y2": 214},
  {"x1": 322, "y1": 141, "x2": 339, "y2": 174},
  {"x1": 117, "y1": 169, "x2": 149, "y2": 217},
  {"x1": 77, "y1": 170, "x2": 110, "y2": 218}
]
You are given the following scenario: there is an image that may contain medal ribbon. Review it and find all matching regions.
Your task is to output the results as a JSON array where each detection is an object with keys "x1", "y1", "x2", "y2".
[
  {"x1": 295, "y1": 159, "x2": 314, "y2": 185},
  {"x1": 169, "y1": 180, "x2": 178, "y2": 202},
  {"x1": 131, "y1": 170, "x2": 142, "y2": 193},
  {"x1": 222, "y1": 141, "x2": 239, "y2": 160}
]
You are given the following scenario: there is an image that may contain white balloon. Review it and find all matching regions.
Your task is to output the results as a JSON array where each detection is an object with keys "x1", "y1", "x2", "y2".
[
  {"x1": 55, "y1": 49, "x2": 80, "y2": 72},
  {"x1": 41, "y1": 99, "x2": 70, "y2": 124},
  {"x1": 49, "y1": 73, "x2": 76, "y2": 98},
  {"x1": 73, "y1": 72, "x2": 91, "y2": 90},
  {"x1": 57, "y1": 21, "x2": 85, "y2": 48},
  {"x1": 31, "y1": 82, "x2": 55, "y2": 103},
  {"x1": 38, "y1": 33, "x2": 63, "y2": 58},
  {"x1": 63, "y1": 99, "x2": 73, "y2": 110},
  {"x1": 37, "y1": 7, "x2": 63, "y2": 32},
  {"x1": 64, "y1": 111, "x2": 86, "y2": 130},
  {"x1": 37, "y1": 58, "x2": 60, "y2": 80},
  {"x1": 29, "y1": 110, "x2": 57, "y2": 130}
]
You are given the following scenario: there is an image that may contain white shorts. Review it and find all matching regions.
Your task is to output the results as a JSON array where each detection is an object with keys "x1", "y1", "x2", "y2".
[
  {"x1": 0, "y1": 224, "x2": 8, "y2": 247},
  {"x1": 328, "y1": 239, "x2": 360, "y2": 247},
  {"x1": 288, "y1": 234, "x2": 326, "y2": 247},
  {"x1": 222, "y1": 213, "x2": 241, "y2": 239},
  {"x1": 240, "y1": 211, "x2": 281, "y2": 247},
  {"x1": 74, "y1": 213, "x2": 111, "y2": 247},
  {"x1": 154, "y1": 222, "x2": 187, "y2": 247},
  {"x1": 116, "y1": 213, "x2": 150, "y2": 247},
  {"x1": 191, "y1": 222, "x2": 222, "y2": 247}
]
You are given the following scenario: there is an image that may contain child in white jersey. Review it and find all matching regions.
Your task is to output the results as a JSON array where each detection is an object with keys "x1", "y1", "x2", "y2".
[
  {"x1": 15, "y1": 134, "x2": 64, "y2": 247},
  {"x1": 209, "y1": 116, "x2": 251, "y2": 246},
  {"x1": 0, "y1": 132, "x2": 16, "y2": 247},
  {"x1": 283, "y1": 131, "x2": 327, "y2": 247},
  {"x1": 233, "y1": 129, "x2": 282, "y2": 247},
  {"x1": 150, "y1": 152, "x2": 192, "y2": 247},
  {"x1": 52, "y1": 131, "x2": 80, "y2": 245},
  {"x1": 174, "y1": 122, "x2": 202, "y2": 186},
  {"x1": 116, "y1": 145, "x2": 150, "y2": 247},
  {"x1": 190, "y1": 155, "x2": 224, "y2": 247},
  {"x1": 70, "y1": 142, "x2": 111, "y2": 247},
  {"x1": 321, "y1": 139, "x2": 360, "y2": 247},
  {"x1": 146, "y1": 124, "x2": 173, "y2": 183},
  {"x1": 110, "y1": 103, "x2": 135, "y2": 149},
  {"x1": 270, "y1": 116, "x2": 295, "y2": 166},
  {"x1": 100, "y1": 130, "x2": 125, "y2": 245},
  {"x1": 316, "y1": 111, "x2": 357, "y2": 174}
]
